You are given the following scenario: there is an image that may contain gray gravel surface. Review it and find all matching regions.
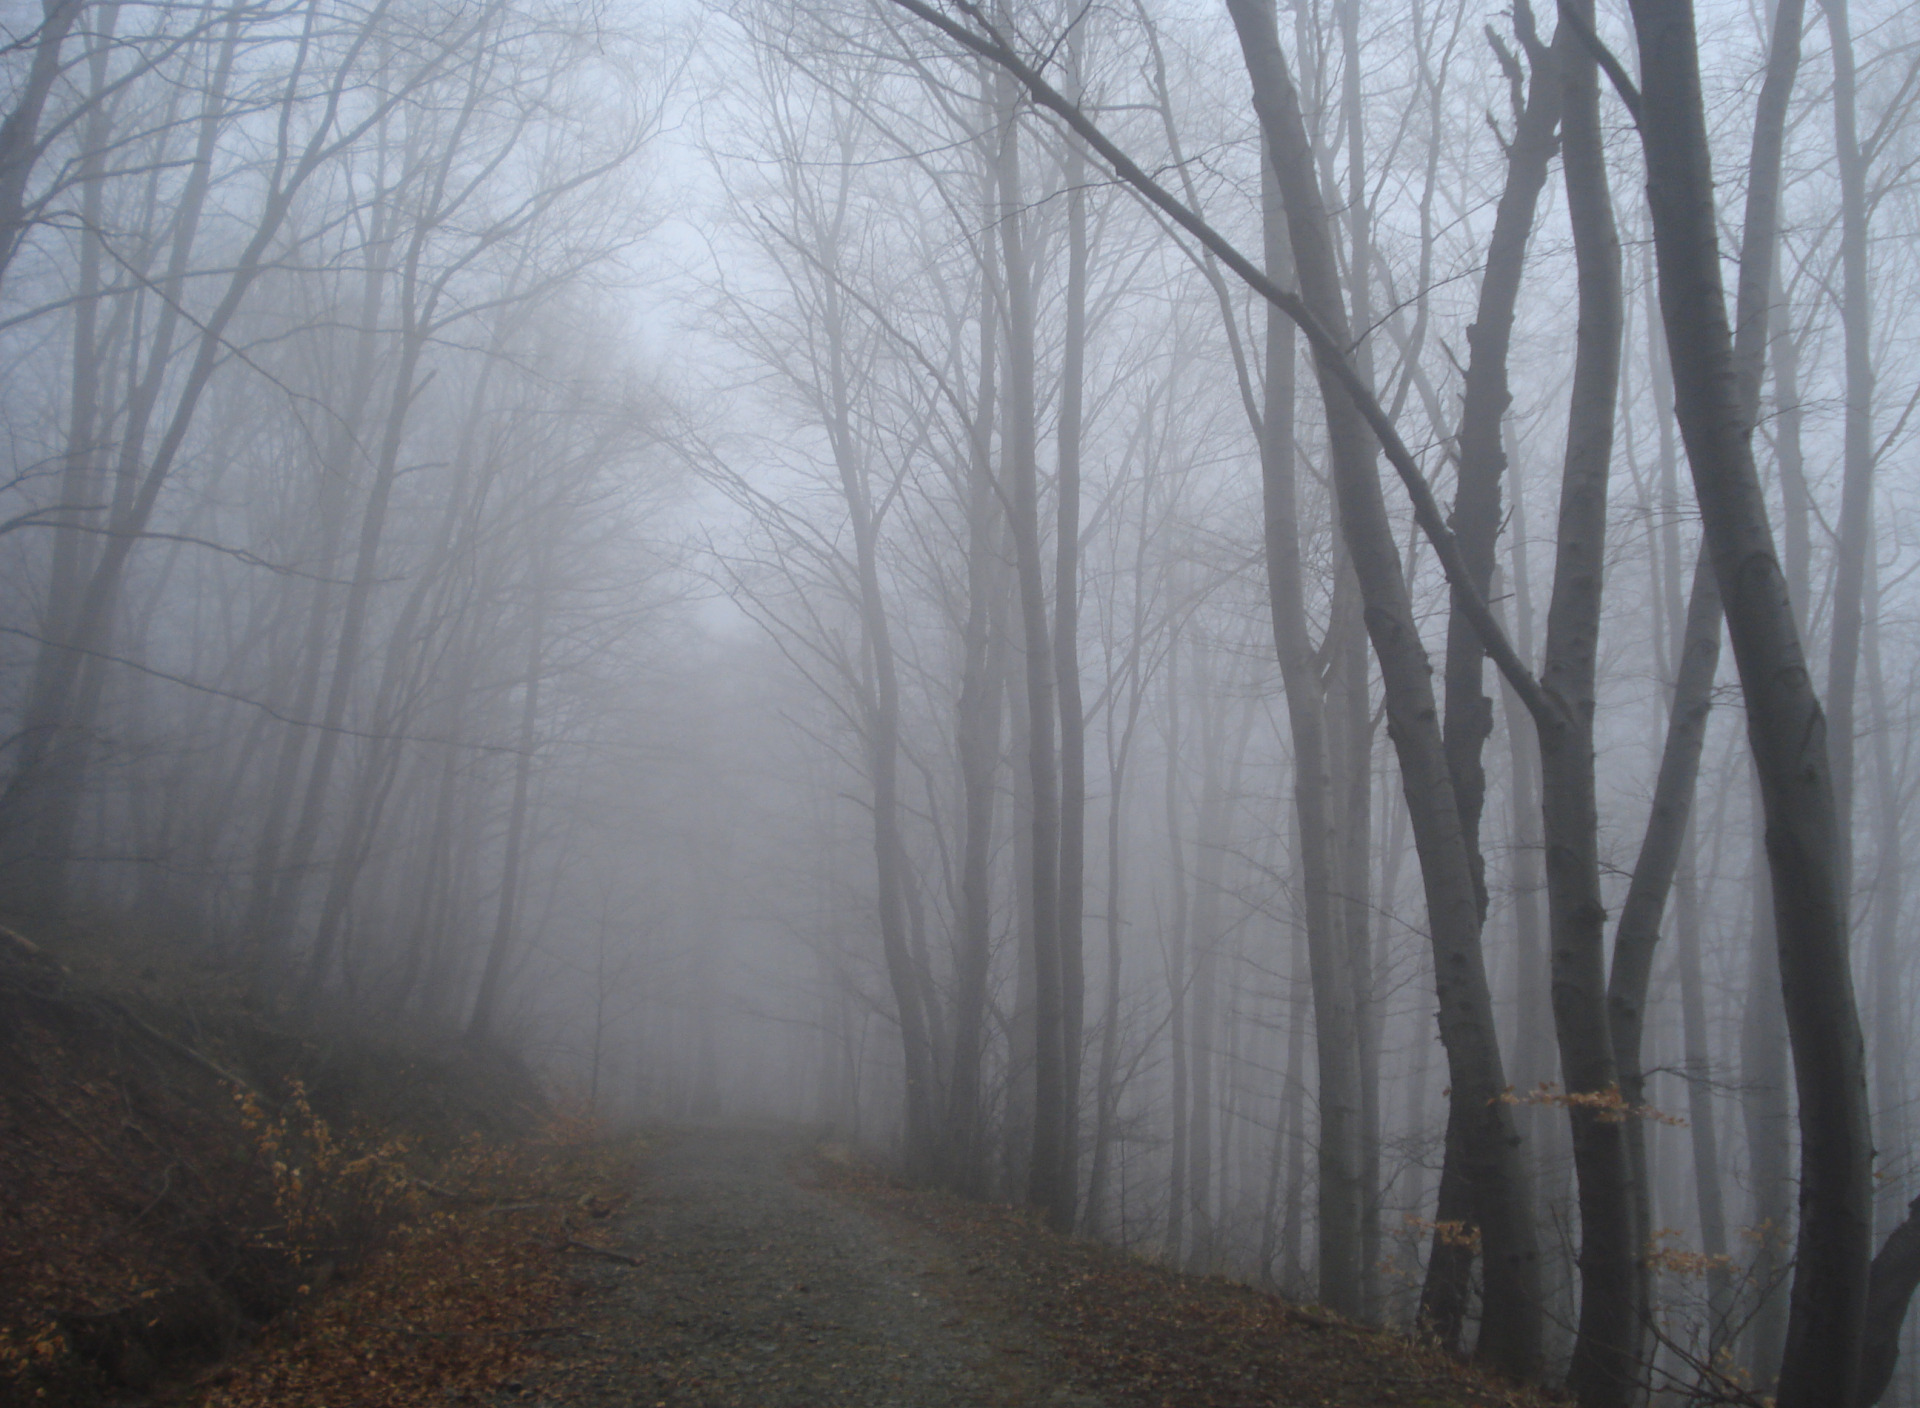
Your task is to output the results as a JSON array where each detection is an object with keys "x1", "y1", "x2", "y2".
[{"x1": 514, "y1": 1123, "x2": 1103, "y2": 1408}]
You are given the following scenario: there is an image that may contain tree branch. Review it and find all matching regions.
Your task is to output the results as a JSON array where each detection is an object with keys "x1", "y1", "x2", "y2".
[{"x1": 885, "y1": 0, "x2": 1555, "y2": 724}]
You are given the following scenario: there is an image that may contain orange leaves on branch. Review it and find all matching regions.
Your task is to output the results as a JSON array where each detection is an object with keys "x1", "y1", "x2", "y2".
[
  {"x1": 196, "y1": 1129, "x2": 639, "y2": 1408},
  {"x1": 232, "y1": 1078, "x2": 418, "y2": 1266},
  {"x1": 1403, "y1": 1216, "x2": 1482, "y2": 1253},
  {"x1": 1642, "y1": 1228, "x2": 1736, "y2": 1279},
  {"x1": 1494, "y1": 1081, "x2": 1687, "y2": 1125}
]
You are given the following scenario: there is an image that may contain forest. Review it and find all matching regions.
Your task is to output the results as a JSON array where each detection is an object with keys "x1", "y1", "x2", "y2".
[{"x1": 0, "y1": 0, "x2": 1916, "y2": 1403}]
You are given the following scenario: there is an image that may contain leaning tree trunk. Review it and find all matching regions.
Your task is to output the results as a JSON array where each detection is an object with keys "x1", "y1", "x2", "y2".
[
  {"x1": 1605, "y1": 0, "x2": 1801, "y2": 1372},
  {"x1": 1622, "y1": 0, "x2": 1874, "y2": 1398},
  {"x1": 1224, "y1": 0, "x2": 1542, "y2": 1374},
  {"x1": 1420, "y1": 7, "x2": 1562, "y2": 1331}
]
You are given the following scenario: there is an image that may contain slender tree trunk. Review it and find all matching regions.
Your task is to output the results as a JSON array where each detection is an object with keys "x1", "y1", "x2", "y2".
[
  {"x1": 466, "y1": 539, "x2": 553, "y2": 1043},
  {"x1": 1533, "y1": 11, "x2": 1634, "y2": 1393},
  {"x1": 1256, "y1": 139, "x2": 1364, "y2": 1321},
  {"x1": 1333, "y1": 6, "x2": 1382, "y2": 1313},
  {"x1": 0, "y1": 0, "x2": 85, "y2": 286},
  {"x1": 1281, "y1": 900, "x2": 1310, "y2": 1295},
  {"x1": 1864, "y1": 563, "x2": 1909, "y2": 1235},
  {"x1": 1053, "y1": 65, "x2": 1090, "y2": 1225},
  {"x1": 1673, "y1": 833, "x2": 1733, "y2": 1338},
  {"x1": 946, "y1": 228, "x2": 1003, "y2": 1196},
  {"x1": 41, "y1": 4, "x2": 118, "y2": 704},
  {"x1": 1741, "y1": 804, "x2": 1795, "y2": 1384},
  {"x1": 1083, "y1": 664, "x2": 1143, "y2": 1237},
  {"x1": 1440, "y1": 4, "x2": 1561, "y2": 920},
  {"x1": 1818, "y1": 0, "x2": 1873, "y2": 890},
  {"x1": 994, "y1": 77, "x2": 1066, "y2": 1224},
  {"x1": 1225, "y1": 1, "x2": 1540, "y2": 1372},
  {"x1": 1163, "y1": 623, "x2": 1189, "y2": 1264},
  {"x1": 1185, "y1": 676, "x2": 1250, "y2": 1274},
  {"x1": 1086, "y1": 547, "x2": 1151, "y2": 1234}
]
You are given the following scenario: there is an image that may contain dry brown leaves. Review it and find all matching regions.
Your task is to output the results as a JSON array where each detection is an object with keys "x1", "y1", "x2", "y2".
[
  {"x1": 827, "y1": 1160, "x2": 1553, "y2": 1408},
  {"x1": 0, "y1": 953, "x2": 641, "y2": 1408},
  {"x1": 191, "y1": 1123, "x2": 640, "y2": 1408}
]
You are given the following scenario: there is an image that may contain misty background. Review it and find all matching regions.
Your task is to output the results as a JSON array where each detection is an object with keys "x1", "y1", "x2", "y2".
[{"x1": 0, "y1": 0, "x2": 1914, "y2": 1403}]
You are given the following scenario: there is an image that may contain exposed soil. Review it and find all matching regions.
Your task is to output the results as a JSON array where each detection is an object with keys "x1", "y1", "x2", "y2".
[
  {"x1": 526, "y1": 1123, "x2": 1103, "y2": 1406},
  {"x1": 519, "y1": 1123, "x2": 1540, "y2": 1408}
]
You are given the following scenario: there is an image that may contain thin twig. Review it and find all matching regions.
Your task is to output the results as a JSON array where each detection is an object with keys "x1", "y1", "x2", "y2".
[{"x1": 559, "y1": 1238, "x2": 642, "y2": 1267}]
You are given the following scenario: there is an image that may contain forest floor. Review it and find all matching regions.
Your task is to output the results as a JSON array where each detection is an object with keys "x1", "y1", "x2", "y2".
[
  {"x1": 0, "y1": 921, "x2": 1549, "y2": 1408},
  {"x1": 507, "y1": 1123, "x2": 1543, "y2": 1408}
]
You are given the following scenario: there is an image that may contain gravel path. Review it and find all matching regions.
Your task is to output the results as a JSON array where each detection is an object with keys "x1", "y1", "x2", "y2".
[{"x1": 522, "y1": 1123, "x2": 1104, "y2": 1407}]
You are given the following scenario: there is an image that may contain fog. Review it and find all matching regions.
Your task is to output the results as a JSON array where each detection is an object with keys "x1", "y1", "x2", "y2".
[{"x1": 1, "y1": 0, "x2": 1917, "y2": 1401}]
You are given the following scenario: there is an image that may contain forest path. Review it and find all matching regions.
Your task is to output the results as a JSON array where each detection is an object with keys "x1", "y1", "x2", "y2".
[{"x1": 527, "y1": 1123, "x2": 1105, "y2": 1407}]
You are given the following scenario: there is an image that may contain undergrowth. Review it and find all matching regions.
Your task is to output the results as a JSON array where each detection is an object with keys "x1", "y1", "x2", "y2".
[{"x1": 0, "y1": 925, "x2": 635, "y2": 1407}]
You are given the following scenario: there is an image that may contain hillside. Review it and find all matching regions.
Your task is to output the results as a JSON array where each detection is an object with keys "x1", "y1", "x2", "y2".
[{"x1": 0, "y1": 927, "x2": 634, "y2": 1407}]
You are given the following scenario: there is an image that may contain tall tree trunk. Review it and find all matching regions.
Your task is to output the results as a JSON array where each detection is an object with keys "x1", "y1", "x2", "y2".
[
  {"x1": 1608, "y1": 0, "x2": 1800, "y2": 1373},
  {"x1": 1439, "y1": 2, "x2": 1560, "y2": 922},
  {"x1": 1162, "y1": 623, "x2": 1190, "y2": 1264},
  {"x1": 994, "y1": 76, "x2": 1066, "y2": 1224},
  {"x1": 1084, "y1": 641, "x2": 1146, "y2": 1237},
  {"x1": 946, "y1": 223, "x2": 1003, "y2": 1196},
  {"x1": 1333, "y1": 5, "x2": 1382, "y2": 1313},
  {"x1": 1624, "y1": 0, "x2": 1873, "y2": 1398},
  {"x1": 1673, "y1": 836, "x2": 1733, "y2": 1333},
  {"x1": 1256, "y1": 139, "x2": 1364, "y2": 1322},
  {"x1": 1534, "y1": 8, "x2": 1634, "y2": 1393},
  {"x1": 1185, "y1": 676, "x2": 1252, "y2": 1274},
  {"x1": 466, "y1": 540, "x2": 553, "y2": 1043},
  {"x1": 1818, "y1": 0, "x2": 1873, "y2": 890},
  {"x1": 5, "y1": 9, "x2": 246, "y2": 914},
  {"x1": 1053, "y1": 62, "x2": 1089, "y2": 1226},
  {"x1": 1225, "y1": 0, "x2": 1541, "y2": 1372},
  {"x1": 0, "y1": 0, "x2": 84, "y2": 286},
  {"x1": 1864, "y1": 562, "x2": 1909, "y2": 1236},
  {"x1": 1741, "y1": 805, "x2": 1795, "y2": 1383}
]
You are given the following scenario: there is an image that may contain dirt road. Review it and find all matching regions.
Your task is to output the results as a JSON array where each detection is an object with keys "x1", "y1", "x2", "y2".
[{"x1": 527, "y1": 1124, "x2": 1104, "y2": 1407}]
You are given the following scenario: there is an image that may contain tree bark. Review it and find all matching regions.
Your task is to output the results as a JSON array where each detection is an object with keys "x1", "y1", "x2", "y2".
[
  {"x1": 1535, "y1": 8, "x2": 1634, "y2": 1394},
  {"x1": 0, "y1": 0, "x2": 85, "y2": 286},
  {"x1": 465, "y1": 538, "x2": 553, "y2": 1043},
  {"x1": 1622, "y1": 0, "x2": 1873, "y2": 1398},
  {"x1": 1224, "y1": 0, "x2": 1541, "y2": 1372},
  {"x1": 1053, "y1": 63, "x2": 1089, "y2": 1227},
  {"x1": 945, "y1": 206, "x2": 1003, "y2": 1196},
  {"x1": 1255, "y1": 141, "x2": 1363, "y2": 1319},
  {"x1": 994, "y1": 76, "x2": 1066, "y2": 1223},
  {"x1": 1818, "y1": 0, "x2": 1873, "y2": 890},
  {"x1": 1439, "y1": 7, "x2": 1560, "y2": 929},
  {"x1": 1162, "y1": 620, "x2": 1190, "y2": 1264}
]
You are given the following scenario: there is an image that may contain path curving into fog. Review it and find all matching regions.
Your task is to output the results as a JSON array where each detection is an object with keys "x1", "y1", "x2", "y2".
[{"x1": 530, "y1": 1125, "x2": 1104, "y2": 1407}]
